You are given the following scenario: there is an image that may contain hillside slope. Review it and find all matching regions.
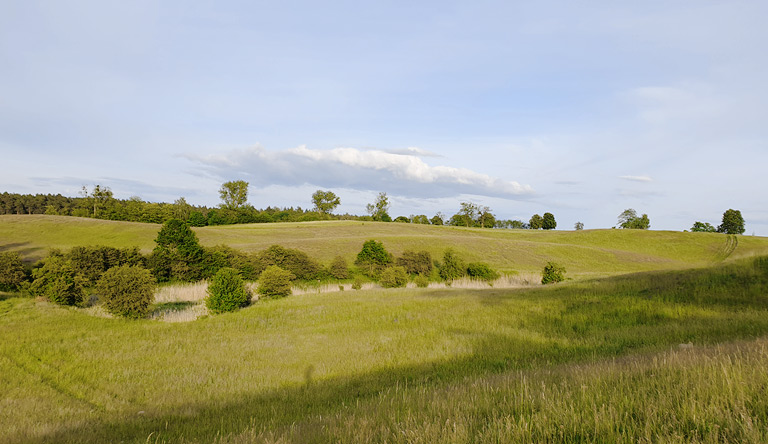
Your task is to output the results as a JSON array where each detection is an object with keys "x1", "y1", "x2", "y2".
[{"x1": 2, "y1": 215, "x2": 768, "y2": 277}]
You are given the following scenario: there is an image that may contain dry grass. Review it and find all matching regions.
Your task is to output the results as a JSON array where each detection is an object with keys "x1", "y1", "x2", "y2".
[{"x1": 154, "y1": 282, "x2": 209, "y2": 303}]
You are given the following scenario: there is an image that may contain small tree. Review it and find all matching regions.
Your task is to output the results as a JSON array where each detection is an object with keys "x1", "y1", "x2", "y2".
[
  {"x1": 439, "y1": 249, "x2": 466, "y2": 281},
  {"x1": 355, "y1": 240, "x2": 393, "y2": 276},
  {"x1": 0, "y1": 251, "x2": 26, "y2": 291},
  {"x1": 219, "y1": 180, "x2": 249, "y2": 210},
  {"x1": 206, "y1": 267, "x2": 250, "y2": 313},
  {"x1": 96, "y1": 265, "x2": 156, "y2": 318},
  {"x1": 396, "y1": 250, "x2": 433, "y2": 275},
  {"x1": 618, "y1": 209, "x2": 650, "y2": 229},
  {"x1": 328, "y1": 256, "x2": 349, "y2": 279},
  {"x1": 151, "y1": 219, "x2": 204, "y2": 282},
  {"x1": 542, "y1": 212, "x2": 557, "y2": 230},
  {"x1": 411, "y1": 214, "x2": 429, "y2": 224},
  {"x1": 529, "y1": 214, "x2": 543, "y2": 230},
  {"x1": 380, "y1": 266, "x2": 408, "y2": 288},
  {"x1": 574, "y1": 221, "x2": 584, "y2": 231},
  {"x1": 541, "y1": 261, "x2": 566, "y2": 284},
  {"x1": 311, "y1": 190, "x2": 341, "y2": 215},
  {"x1": 717, "y1": 209, "x2": 745, "y2": 235},
  {"x1": 257, "y1": 265, "x2": 294, "y2": 299},
  {"x1": 430, "y1": 213, "x2": 445, "y2": 226},
  {"x1": 691, "y1": 221, "x2": 717, "y2": 233},
  {"x1": 28, "y1": 255, "x2": 85, "y2": 306}
]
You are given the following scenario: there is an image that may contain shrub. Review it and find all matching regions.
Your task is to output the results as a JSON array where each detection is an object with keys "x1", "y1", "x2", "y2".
[
  {"x1": 201, "y1": 245, "x2": 256, "y2": 280},
  {"x1": 466, "y1": 262, "x2": 500, "y2": 282},
  {"x1": 257, "y1": 265, "x2": 295, "y2": 299},
  {"x1": 29, "y1": 255, "x2": 85, "y2": 306},
  {"x1": 255, "y1": 245, "x2": 321, "y2": 281},
  {"x1": 66, "y1": 245, "x2": 144, "y2": 285},
  {"x1": 351, "y1": 278, "x2": 363, "y2": 290},
  {"x1": 96, "y1": 265, "x2": 156, "y2": 318},
  {"x1": 206, "y1": 267, "x2": 251, "y2": 313},
  {"x1": 151, "y1": 219, "x2": 205, "y2": 282},
  {"x1": 541, "y1": 261, "x2": 566, "y2": 284},
  {"x1": 380, "y1": 266, "x2": 408, "y2": 288},
  {"x1": 439, "y1": 249, "x2": 466, "y2": 281},
  {"x1": 0, "y1": 251, "x2": 27, "y2": 291},
  {"x1": 414, "y1": 274, "x2": 430, "y2": 288},
  {"x1": 328, "y1": 256, "x2": 349, "y2": 279},
  {"x1": 396, "y1": 250, "x2": 433, "y2": 275},
  {"x1": 355, "y1": 240, "x2": 393, "y2": 277}
]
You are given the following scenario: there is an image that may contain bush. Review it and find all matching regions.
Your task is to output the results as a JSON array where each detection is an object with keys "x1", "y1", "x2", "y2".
[
  {"x1": 0, "y1": 251, "x2": 27, "y2": 291},
  {"x1": 541, "y1": 261, "x2": 566, "y2": 284},
  {"x1": 328, "y1": 256, "x2": 349, "y2": 279},
  {"x1": 201, "y1": 245, "x2": 256, "y2": 280},
  {"x1": 413, "y1": 274, "x2": 430, "y2": 288},
  {"x1": 29, "y1": 255, "x2": 85, "y2": 306},
  {"x1": 396, "y1": 250, "x2": 433, "y2": 275},
  {"x1": 66, "y1": 245, "x2": 144, "y2": 285},
  {"x1": 355, "y1": 240, "x2": 393, "y2": 277},
  {"x1": 151, "y1": 219, "x2": 205, "y2": 282},
  {"x1": 466, "y1": 262, "x2": 500, "y2": 282},
  {"x1": 439, "y1": 249, "x2": 466, "y2": 282},
  {"x1": 380, "y1": 266, "x2": 408, "y2": 288},
  {"x1": 206, "y1": 267, "x2": 250, "y2": 313},
  {"x1": 96, "y1": 265, "x2": 156, "y2": 318},
  {"x1": 351, "y1": 278, "x2": 363, "y2": 290},
  {"x1": 257, "y1": 265, "x2": 295, "y2": 299},
  {"x1": 255, "y1": 245, "x2": 321, "y2": 281}
]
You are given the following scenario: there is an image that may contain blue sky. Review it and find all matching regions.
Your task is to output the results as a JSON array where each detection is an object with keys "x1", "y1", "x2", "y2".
[{"x1": 2, "y1": 0, "x2": 767, "y2": 234}]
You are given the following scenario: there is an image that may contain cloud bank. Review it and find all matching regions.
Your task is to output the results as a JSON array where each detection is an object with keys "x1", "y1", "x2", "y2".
[{"x1": 185, "y1": 145, "x2": 533, "y2": 199}]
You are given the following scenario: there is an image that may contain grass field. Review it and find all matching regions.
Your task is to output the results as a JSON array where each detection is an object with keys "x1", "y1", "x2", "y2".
[
  {"x1": 3, "y1": 215, "x2": 768, "y2": 277},
  {"x1": 1, "y1": 255, "x2": 768, "y2": 443}
]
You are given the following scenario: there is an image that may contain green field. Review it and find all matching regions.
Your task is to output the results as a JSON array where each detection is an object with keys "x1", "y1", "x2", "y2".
[
  {"x1": 2, "y1": 215, "x2": 768, "y2": 443},
  {"x1": 3, "y1": 214, "x2": 768, "y2": 277}
]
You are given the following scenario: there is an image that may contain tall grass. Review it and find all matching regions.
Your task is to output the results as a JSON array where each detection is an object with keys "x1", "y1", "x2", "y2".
[{"x1": 0, "y1": 256, "x2": 767, "y2": 443}]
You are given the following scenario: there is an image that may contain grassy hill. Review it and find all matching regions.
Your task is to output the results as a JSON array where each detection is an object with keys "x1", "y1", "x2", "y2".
[
  {"x1": 2, "y1": 256, "x2": 767, "y2": 443},
  {"x1": 2, "y1": 214, "x2": 768, "y2": 277}
]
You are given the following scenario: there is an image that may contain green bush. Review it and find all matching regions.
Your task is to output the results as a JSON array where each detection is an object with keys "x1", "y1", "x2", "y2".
[
  {"x1": 96, "y1": 265, "x2": 156, "y2": 318},
  {"x1": 439, "y1": 249, "x2": 466, "y2": 282},
  {"x1": 541, "y1": 261, "x2": 566, "y2": 284},
  {"x1": 206, "y1": 267, "x2": 251, "y2": 313},
  {"x1": 257, "y1": 265, "x2": 295, "y2": 299},
  {"x1": 466, "y1": 262, "x2": 500, "y2": 282},
  {"x1": 0, "y1": 251, "x2": 27, "y2": 291},
  {"x1": 201, "y1": 245, "x2": 256, "y2": 280},
  {"x1": 255, "y1": 245, "x2": 321, "y2": 281},
  {"x1": 396, "y1": 250, "x2": 433, "y2": 275},
  {"x1": 380, "y1": 266, "x2": 409, "y2": 288},
  {"x1": 29, "y1": 255, "x2": 86, "y2": 306},
  {"x1": 355, "y1": 240, "x2": 393, "y2": 277},
  {"x1": 413, "y1": 274, "x2": 430, "y2": 288},
  {"x1": 151, "y1": 219, "x2": 205, "y2": 282},
  {"x1": 328, "y1": 256, "x2": 350, "y2": 279},
  {"x1": 66, "y1": 245, "x2": 144, "y2": 285},
  {"x1": 351, "y1": 278, "x2": 363, "y2": 290}
]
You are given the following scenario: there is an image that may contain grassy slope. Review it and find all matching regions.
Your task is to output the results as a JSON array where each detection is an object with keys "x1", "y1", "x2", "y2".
[
  {"x1": 3, "y1": 215, "x2": 768, "y2": 276},
  {"x1": 1, "y1": 257, "x2": 768, "y2": 443}
]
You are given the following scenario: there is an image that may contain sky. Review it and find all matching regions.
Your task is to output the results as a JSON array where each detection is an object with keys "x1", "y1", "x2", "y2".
[{"x1": 2, "y1": 0, "x2": 767, "y2": 234}]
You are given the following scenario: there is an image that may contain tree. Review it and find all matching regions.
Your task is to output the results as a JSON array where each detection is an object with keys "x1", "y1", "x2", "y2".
[
  {"x1": 529, "y1": 214, "x2": 543, "y2": 230},
  {"x1": 457, "y1": 201, "x2": 479, "y2": 227},
  {"x1": 81, "y1": 184, "x2": 113, "y2": 218},
  {"x1": 257, "y1": 265, "x2": 294, "y2": 298},
  {"x1": 430, "y1": 212, "x2": 445, "y2": 226},
  {"x1": 541, "y1": 261, "x2": 566, "y2": 284},
  {"x1": 28, "y1": 255, "x2": 85, "y2": 306},
  {"x1": 410, "y1": 214, "x2": 429, "y2": 224},
  {"x1": 691, "y1": 221, "x2": 717, "y2": 233},
  {"x1": 311, "y1": 190, "x2": 340, "y2": 215},
  {"x1": 206, "y1": 267, "x2": 250, "y2": 313},
  {"x1": 542, "y1": 212, "x2": 557, "y2": 230},
  {"x1": 396, "y1": 250, "x2": 432, "y2": 275},
  {"x1": 96, "y1": 265, "x2": 156, "y2": 319},
  {"x1": 0, "y1": 251, "x2": 26, "y2": 291},
  {"x1": 439, "y1": 249, "x2": 466, "y2": 281},
  {"x1": 574, "y1": 221, "x2": 584, "y2": 230},
  {"x1": 366, "y1": 192, "x2": 391, "y2": 222},
  {"x1": 380, "y1": 266, "x2": 409, "y2": 288},
  {"x1": 150, "y1": 219, "x2": 205, "y2": 282},
  {"x1": 618, "y1": 209, "x2": 650, "y2": 229},
  {"x1": 355, "y1": 240, "x2": 393, "y2": 277},
  {"x1": 717, "y1": 209, "x2": 745, "y2": 235},
  {"x1": 219, "y1": 180, "x2": 249, "y2": 210},
  {"x1": 328, "y1": 256, "x2": 349, "y2": 279}
]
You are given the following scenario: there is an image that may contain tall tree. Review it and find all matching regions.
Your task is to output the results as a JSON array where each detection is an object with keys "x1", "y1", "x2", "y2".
[
  {"x1": 219, "y1": 181, "x2": 249, "y2": 210},
  {"x1": 529, "y1": 214, "x2": 543, "y2": 230},
  {"x1": 542, "y1": 212, "x2": 557, "y2": 230},
  {"x1": 366, "y1": 192, "x2": 391, "y2": 222},
  {"x1": 618, "y1": 209, "x2": 650, "y2": 229},
  {"x1": 311, "y1": 190, "x2": 341, "y2": 214},
  {"x1": 717, "y1": 209, "x2": 745, "y2": 234}
]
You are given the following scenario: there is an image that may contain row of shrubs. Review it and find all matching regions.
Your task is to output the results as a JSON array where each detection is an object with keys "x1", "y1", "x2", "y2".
[{"x1": 1, "y1": 219, "x2": 565, "y2": 319}]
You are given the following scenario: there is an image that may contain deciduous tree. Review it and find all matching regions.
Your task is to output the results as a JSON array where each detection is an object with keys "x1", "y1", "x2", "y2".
[
  {"x1": 618, "y1": 209, "x2": 650, "y2": 229},
  {"x1": 366, "y1": 192, "x2": 391, "y2": 222},
  {"x1": 717, "y1": 209, "x2": 745, "y2": 234},
  {"x1": 311, "y1": 190, "x2": 340, "y2": 214},
  {"x1": 219, "y1": 180, "x2": 249, "y2": 210}
]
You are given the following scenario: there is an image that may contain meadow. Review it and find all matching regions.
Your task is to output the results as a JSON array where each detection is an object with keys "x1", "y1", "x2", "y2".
[{"x1": 2, "y1": 215, "x2": 768, "y2": 443}]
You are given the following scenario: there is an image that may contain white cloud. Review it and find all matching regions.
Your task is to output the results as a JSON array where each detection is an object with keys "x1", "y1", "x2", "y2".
[
  {"x1": 619, "y1": 175, "x2": 653, "y2": 183},
  {"x1": 185, "y1": 145, "x2": 534, "y2": 199}
]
